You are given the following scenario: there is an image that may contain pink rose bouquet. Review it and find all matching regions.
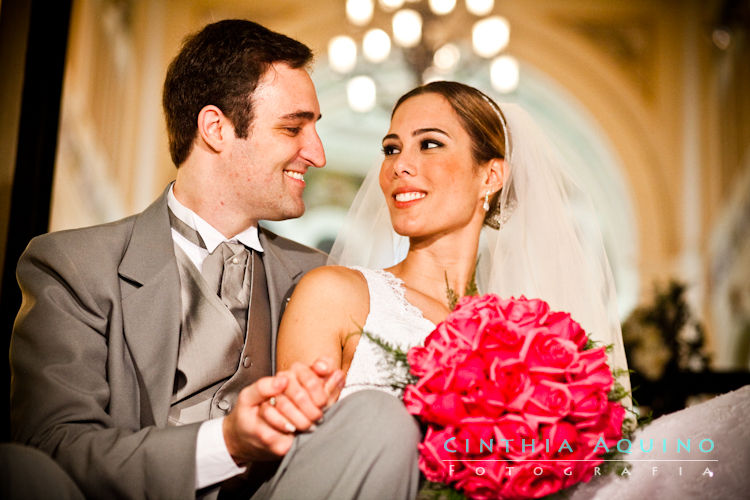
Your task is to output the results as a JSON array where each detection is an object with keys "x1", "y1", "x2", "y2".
[{"x1": 402, "y1": 295, "x2": 627, "y2": 499}]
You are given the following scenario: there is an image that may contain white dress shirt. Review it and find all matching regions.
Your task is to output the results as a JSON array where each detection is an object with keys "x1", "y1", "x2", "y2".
[{"x1": 167, "y1": 185, "x2": 263, "y2": 489}]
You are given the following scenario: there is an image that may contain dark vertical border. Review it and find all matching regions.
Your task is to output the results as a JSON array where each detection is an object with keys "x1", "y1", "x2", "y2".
[{"x1": 0, "y1": 0, "x2": 72, "y2": 440}]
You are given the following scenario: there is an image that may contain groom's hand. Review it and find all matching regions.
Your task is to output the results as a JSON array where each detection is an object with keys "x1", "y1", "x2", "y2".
[
  {"x1": 222, "y1": 357, "x2": 344, "y2": 465},
  {"x1": 222, "y1": 374, "x2": 294, "y2": 464}
]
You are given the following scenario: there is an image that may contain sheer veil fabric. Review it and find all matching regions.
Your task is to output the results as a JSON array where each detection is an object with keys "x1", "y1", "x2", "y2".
[{"x1": 328, "y1": 102, "x2": 631, "y2": 402}]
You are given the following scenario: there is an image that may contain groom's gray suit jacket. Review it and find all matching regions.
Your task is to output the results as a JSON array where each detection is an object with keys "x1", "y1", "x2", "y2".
[{"x1": 9, "y1": 187, "x2": 327, "y2": 499}]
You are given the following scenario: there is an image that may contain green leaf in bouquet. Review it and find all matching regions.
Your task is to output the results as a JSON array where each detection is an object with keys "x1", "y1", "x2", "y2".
[
  {"x1": 445, "y1": 272, "x2": 460, "y2": 311},
  {"x1": 464, "y1": 260, "x2": 479, "y2": 298},
  {"x1": 347, "y1": 327, "x2": 418, "y2": 390},
  {"x1": 444, "y1": 259, "x2": 480, "y2": 311}
]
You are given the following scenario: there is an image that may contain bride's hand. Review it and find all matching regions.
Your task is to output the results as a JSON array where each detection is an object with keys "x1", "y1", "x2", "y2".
[
  {"x1": 322, "y1": 368, "x2": 346, "y2": 407},
  {"x1": 271, "y1": 357, "x2": 344, "y2": 432}
]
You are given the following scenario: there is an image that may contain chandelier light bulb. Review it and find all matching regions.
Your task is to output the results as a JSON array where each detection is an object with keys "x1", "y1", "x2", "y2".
[
  {"x1": 429, "y1": 0, "x2": 456, "y2": 16},
  {"x1": 346, "y1": 0, "x2": 374, "y2": 26},
  {"x1": 347, "y1": 75, "x2": 377, "y2": 112},
  {"x1": 379, "y1": 0, "x2": 405, "y2": 11},
  {"x1": 328, "y1": 36, "x2": 358, "y2": 73},
  {"x1": 472, "y1": 16, "x2": 510, "y2": 58},
  {"x1": 392, "y1": 9, "x2": 422, "y2": 48},
  {"x1": 490, "y1": 54, "x2": 519, "y2": 93},
  {"x1": 363, "y1": 28, "x2": 392, "y2": 63},
  {"x1": 466, "y1": 0, "x2": 494, "y2": 16},
  {"x1": 433, "y1": 43, "x2": 461, "y2": 71}
]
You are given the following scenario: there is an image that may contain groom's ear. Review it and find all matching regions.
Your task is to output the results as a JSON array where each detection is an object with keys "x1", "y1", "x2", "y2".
[
  {"x1": 484, "y1": 158, "x2": 507, "y2": 195},
  {"x1": 196, "y1": 105, "x2": 231, "y2": 154}
]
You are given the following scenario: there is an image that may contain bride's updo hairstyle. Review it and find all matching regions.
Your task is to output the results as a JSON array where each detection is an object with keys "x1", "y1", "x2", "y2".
[{"x1": 391, "y1": 81, "x2": 510, "y2": 228}]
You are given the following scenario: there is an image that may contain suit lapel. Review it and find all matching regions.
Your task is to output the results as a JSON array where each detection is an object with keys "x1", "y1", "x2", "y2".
[
  {"x1": 115, "y1": 199, "x2": 309, "y2": 422},
  {"x1": 119, "y1": 188, "x2": 181, "y2": 426},
  {"x1": 259, "y1": 229, "x2": 305, "y2": 373}
]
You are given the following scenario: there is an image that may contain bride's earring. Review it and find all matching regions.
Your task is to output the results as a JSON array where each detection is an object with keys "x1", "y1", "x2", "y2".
[{"x1": 483, "y1": 191, "x2": 490, "y2": 211}]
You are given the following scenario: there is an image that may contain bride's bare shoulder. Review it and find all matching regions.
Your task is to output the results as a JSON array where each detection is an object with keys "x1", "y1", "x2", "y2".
[{"x1": 293, "y1": 265, "x2": 369, "y2": 305}]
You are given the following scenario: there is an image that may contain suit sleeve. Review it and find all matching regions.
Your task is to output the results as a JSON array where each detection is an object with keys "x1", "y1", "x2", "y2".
[{"x1": 10, "y1": 235, "x2": 200, "y2": 499}]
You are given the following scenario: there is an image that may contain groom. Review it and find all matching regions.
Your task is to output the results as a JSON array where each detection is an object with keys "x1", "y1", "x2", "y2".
[{"x1": 6, "y1": 19, "x2": 419, "y2": 499}]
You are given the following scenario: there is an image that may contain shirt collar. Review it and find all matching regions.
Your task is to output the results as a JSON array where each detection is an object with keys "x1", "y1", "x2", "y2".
[{"x1": 167, "y1": 183, "x2": 263, "y2": 254}]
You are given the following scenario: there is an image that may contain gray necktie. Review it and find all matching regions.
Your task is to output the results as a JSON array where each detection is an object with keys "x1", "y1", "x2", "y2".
[
  {"x1": 202, "y1": 241, "x2": 252, "y2": 336},
  {"x1": 168, "y1": 209, "x2": 252, "y2": 335}
]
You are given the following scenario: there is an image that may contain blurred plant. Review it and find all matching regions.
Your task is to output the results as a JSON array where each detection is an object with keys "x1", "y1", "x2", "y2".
[{"x1": 622, "y1": 281, "x2": 711, "y2": 382}]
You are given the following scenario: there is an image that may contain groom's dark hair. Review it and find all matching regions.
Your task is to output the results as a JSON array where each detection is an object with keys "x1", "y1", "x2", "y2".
[{"x1": 162, "y1": 19, "x2": 313, "y2": 166}]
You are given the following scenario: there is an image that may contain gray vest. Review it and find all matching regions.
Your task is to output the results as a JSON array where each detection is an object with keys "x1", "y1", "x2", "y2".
[{"x1": 168, "y1": 243, "x2": 272, "y2": 425}]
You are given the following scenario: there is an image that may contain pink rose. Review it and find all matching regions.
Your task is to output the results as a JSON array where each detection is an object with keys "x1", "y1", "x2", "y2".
[
  {"x1": 455, "y1": 423, "x2": 497, "y2": 455},
  {"x1": 454, "y1": 460, "x2": 506, "y2": 500},
  {"x1": 425, "y1": 322, "x2": 469, "y2": 354},
  {"x1": 524, "y1": 380, "x2": 573, "y2": 419},
  {"x1": 579, "y1": 401, "x2": 625, "y2": 447},
  {"x1": 494, "y1": 414, "x2": 540, "y2": 460},
  {"x1": 503, "y1": 462, "x2": 564, "y2": 500},
  {"x1": 562, "y1": 445, "x2": 604, "y2": 484},
  {"x1": 426, "y1": 392, "x2": 469, "y2": 426},
  {"x1": 499, "y1": 296, "x2": 549, "y2": 327},
  {"x1": 443, "y1": 298, "x2": 498, "y2": 345},
  {"x1": 577, "y1": 430, "x2": 611, "y2": 459},
  {"x1": 568, "y1": 383, "x2": 610, "y2": 427},
  {"x1": 454, "y1": 475, "x2": 501, "y2": 500},
  {"x1": 403, "y1": 384, "x2": 433, "y2": 416},
  {"x1": 567, "y1": 347, "x2": 612, "y2": 387},
  {"x1": 582, "y1": 360, "x2": 615, "y2": 391},
  {"x1": 481, "y1": 320, "x2": 526, "y2": 355},
  {"x1": 547, "y1": 458, "x2": 598, "y2": 488},
  {"x1": 540, "y1": 421, "x2": 579, "y2": 459},
  {"x1": 520, "y1": 330, "x2": 579, "y2": 375},
  {"x1": 422, "y1": 367, "x2": 450, "y2": 393},
  {"x1": 605, "y1": 402, "x2": 626, "y2": 436},
  {"x1": 484, "y1": 360, "x2": 533, "y2": 411},
  {"x1": 545, "y1": 311, "x2": 587, "y2": 347},
  {"x1": 406, "y1": 345, "x2": 434, "y2": 377},
  {"x1": 452, "y1": 353, "x2": 487, "y2": 392},
  {"x1": 418, "y1": 427, "x2": 456, "y2": 483},
  {"x1": 455, "y1": 293, "x2": 503, "y2": 315},
  {"x1": 438, "y1": 344, "x2": 470, "y2": 371}
]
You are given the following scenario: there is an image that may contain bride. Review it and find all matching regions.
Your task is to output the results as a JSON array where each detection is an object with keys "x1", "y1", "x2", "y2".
[
  {"x1": 276, "y1": 81, "x2": 749, "y2": 500},
  {"x1": 276, "y1": 80, "x2": 629, "y2": 402}
]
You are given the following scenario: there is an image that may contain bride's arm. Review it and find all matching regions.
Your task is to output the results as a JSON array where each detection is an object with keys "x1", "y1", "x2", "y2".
[{"x1": 276, "y1": 266, "x2": 369, "y2": 380}]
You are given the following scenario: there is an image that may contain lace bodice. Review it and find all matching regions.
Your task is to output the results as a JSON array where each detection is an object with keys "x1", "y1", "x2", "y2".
[{"x1": 339, "y1": 267, "x2": 435, "y2": 399}]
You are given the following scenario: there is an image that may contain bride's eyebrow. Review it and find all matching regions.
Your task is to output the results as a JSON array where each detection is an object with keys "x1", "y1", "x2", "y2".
[
  {"x1": 382, "y1": 127, "x2": 450, "y2": 143},
  {"x1": 413, "y1": 127, "x2": 450, "y2": 138}
]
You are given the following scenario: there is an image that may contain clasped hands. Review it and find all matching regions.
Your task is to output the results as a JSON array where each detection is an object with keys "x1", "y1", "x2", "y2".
[{"x1": 222, "y1": 357, "x2": 345, "y2": 465}]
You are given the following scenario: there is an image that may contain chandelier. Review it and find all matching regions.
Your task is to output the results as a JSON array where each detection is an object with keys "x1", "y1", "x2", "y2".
[{"x1": 327, "y1": 0, "x2": 519, "y2": 112}]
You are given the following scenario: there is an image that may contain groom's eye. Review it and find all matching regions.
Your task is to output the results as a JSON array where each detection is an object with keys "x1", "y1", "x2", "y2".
[
  {"x1": 283, "y1": 127, "x2": 301, "y2": 136},
  {"x1": 421, "y1": 139, "x2": 443, "y2": 150},
  {"x1": 382, "y1": 145, "x2": 400, "y2": 155}
]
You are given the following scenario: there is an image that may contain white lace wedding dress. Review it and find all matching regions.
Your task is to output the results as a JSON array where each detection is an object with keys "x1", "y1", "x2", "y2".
[
  {"x1": 339, "y1": 267, "x2": 434, "y2": 400},
  {"x1": 337, "y1": 268, "x2": 750, "y2": 499}
]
